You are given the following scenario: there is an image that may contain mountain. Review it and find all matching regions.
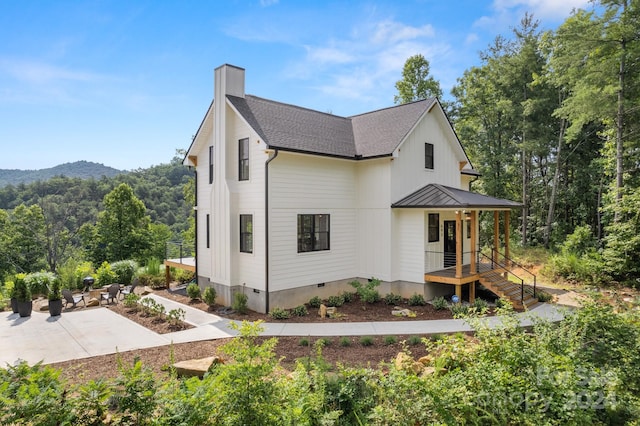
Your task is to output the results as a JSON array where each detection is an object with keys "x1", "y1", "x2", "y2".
[{"x1": 0, "y1": 161, "x2": 124, "y2": 187}]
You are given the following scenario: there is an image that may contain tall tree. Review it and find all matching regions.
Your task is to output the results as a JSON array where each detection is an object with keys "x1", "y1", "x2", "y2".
[{"x1": 394, "y1": 54, "x2": 443, "y2": 104}]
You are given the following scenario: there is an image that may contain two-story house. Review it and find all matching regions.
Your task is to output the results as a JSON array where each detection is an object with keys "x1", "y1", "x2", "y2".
[{"x1": 182, "y1": 64, "x2": 529, "y2": 314}]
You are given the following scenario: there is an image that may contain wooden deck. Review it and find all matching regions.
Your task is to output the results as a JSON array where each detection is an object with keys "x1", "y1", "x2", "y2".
[
  {"x1": 424, "y1": 262, "x2": 494, "y2": 285},
  {"x1": 164, "y1": 257, "x2": 195, "y2": 272}
]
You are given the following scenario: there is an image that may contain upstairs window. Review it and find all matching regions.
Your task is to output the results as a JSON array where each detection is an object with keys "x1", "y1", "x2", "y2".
[
  {"x1": 240, "y1": 214, "x2": 253, "y2": 253},
  {"x1": 239, "y1": 138, "x2": 249, "y2": 181},
  {"x1": 428, "y1": 213, "x2": 439, "y2": 242},
  {"x1": 425, "y1": 143, "x2": 434, "y2": 169},
  {"x1": 297, "y1": 214, "x2": 330, "y2": 252},
  {"x1": 208, "y1": 145, "x2": 214, "y2": 184}
]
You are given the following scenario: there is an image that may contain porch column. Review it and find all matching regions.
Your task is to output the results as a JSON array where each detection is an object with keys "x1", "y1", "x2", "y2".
[
  {"x1": 470, "y1": 210, "x2": 477, "y2": 274},
  {"x1": 469, "y1": 281, "x2": 475, "y2": 304},
  {"x1": 455, "y1": 210, "x2": 462, "y2": 278},
  {"x1": 504, "y1": 210, "x2": 511, "y2": 264},
  {"x1": 493, "y1": 211, "x2": 500, "y2": 263},
  {"x1": 165, "y1": 265, "x2": 171, "y2": 287}
]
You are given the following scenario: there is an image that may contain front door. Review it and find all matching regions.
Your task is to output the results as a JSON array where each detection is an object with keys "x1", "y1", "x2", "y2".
[{"x1": 444, "y1": 220, "x2": 456, "y2": 267}]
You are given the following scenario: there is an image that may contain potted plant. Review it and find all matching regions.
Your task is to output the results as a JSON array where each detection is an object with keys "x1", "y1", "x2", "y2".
[
  {"x1": 14, "y1": 275, "x2": 32, "y2": 317},
  {"x1": 9, "y1": 283, "x2": 18, "y2": 314},
  {"x1": 48, "y1": 278, "x2": 63, "y2": 316}
]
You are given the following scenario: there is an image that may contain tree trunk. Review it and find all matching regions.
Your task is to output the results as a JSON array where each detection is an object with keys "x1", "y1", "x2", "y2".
[
  {"x1": 544, "y1": 118, "x2": 567, "y2": 248},
  {"x1": 614, "y1": 5, "x2": 627, "y2": 222}
]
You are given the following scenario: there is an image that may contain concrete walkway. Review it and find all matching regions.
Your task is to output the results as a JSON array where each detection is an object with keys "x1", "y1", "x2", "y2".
[{"x1": 0, "y1": 294, "x2": 566, "y2": 367}]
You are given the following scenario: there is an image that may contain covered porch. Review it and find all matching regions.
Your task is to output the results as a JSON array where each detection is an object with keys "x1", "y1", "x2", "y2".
[{"x1": 392, "y1": 184, "x2": 522, "y2": 305}]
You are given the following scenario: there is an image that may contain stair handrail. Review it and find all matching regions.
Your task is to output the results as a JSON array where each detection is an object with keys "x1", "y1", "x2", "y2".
[
  {"x1": 477, "y1": 250, "x2": 535, "y2": 303},
  {"x1": 490, "y1": 249, "x2": 537, "y2": 299}
]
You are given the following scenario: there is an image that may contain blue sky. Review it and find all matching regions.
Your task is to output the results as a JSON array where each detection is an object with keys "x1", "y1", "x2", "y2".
[{"x1": 0, "y1": 0, "x2": 592, "y2": 171}]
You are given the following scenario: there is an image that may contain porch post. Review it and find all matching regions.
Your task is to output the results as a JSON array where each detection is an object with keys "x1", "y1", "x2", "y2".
[
  {"x1": 470, "y1": 210, "x2": 477, "y2": 274},
  {"x1": 469, "y1": 281, "x2": 475, "y2": 304},
  {"x1": 504, "y1": 210, "x2": 511, "y2": 264},
  {"x1": 455, "y1": 210, "x2": 462, "y2": 278},
  {"x1": 493, "y1": 211, "x2": 500, "y2": 263}
]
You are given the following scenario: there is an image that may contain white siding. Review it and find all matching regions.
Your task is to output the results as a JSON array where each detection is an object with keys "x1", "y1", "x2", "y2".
[
  {"x1": 269, "y1": 153, "x2": 358, "y2": 291},
  {"x1": 392, "y1": 209, "x2": 424, "y2": 282}
]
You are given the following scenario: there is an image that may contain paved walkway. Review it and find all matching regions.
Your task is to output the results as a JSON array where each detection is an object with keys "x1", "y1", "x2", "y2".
[{"x1": 0, "y1": 294, "x2": 566, "y2": 366}]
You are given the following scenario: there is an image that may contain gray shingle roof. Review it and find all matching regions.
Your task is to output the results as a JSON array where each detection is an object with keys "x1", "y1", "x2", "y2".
[
  {"x1": 227, "y1": 94, "x2": 434, "y2": 159},
  {"x1": 391, "y1": 184, "x2": 522, "y2": 209}
]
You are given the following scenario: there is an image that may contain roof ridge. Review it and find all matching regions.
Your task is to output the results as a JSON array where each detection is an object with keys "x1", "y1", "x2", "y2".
[
  {"x1": 349, "y1": 98, "x2": 435, "y2": 119},
  {"x1": 432, "y1": 183, "x2": 461, "y2": 203},
  {"x1": 244, "y1": 94, "x2": 351, "y2": 121}
]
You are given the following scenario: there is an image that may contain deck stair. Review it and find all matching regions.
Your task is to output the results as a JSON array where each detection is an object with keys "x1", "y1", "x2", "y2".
[{"x1": 478, "y1": 250, "x2": 538, "y2": 310}]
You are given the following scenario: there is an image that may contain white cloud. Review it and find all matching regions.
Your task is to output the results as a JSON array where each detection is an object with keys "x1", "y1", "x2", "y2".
[
  {"x1": 305, "y1": 46, "x2": 354, "y2": 65},
  {"x1": 493, "y1": 0, "x2": 591, "y2": 19},
  {"x1": 371, "y1": 20, "x2": 435, "y2": 44},
  {"x1": 0, "y1": 58, "x2": 101, "y2": 85}
]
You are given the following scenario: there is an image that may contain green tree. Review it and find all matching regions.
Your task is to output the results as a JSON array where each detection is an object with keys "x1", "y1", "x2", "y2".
[
  {"x1": 86, "y1": 183, "x2": 152, "y2": 263},
  {"x1": 394, "y1": 54, "x2": 443, "y2": 104}
]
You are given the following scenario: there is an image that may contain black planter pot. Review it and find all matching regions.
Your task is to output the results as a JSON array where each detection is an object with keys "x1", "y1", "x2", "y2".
[
  {"x1": 48, "y1": 299, "x2": 63, "y2": 316},
  {"x1": 17, "y1": 300, "x2": 32, "y2": 317},
  {"x1": 10, "y1": 298, "x2": 18, "y2": 314}
]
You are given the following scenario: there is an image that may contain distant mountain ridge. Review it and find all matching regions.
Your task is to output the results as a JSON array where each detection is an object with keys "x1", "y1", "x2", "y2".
[{"x1": 0, "y1": 161, "x2": 124, "y2": 187}]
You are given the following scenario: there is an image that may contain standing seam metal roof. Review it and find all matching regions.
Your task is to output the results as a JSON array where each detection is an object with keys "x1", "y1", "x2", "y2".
[{"x1": 391, "y1": 184, "x2": 522, "y2": 209}]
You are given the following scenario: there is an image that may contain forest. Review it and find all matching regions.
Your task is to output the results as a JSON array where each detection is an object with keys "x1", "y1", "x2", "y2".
[{"x1": 0, "y1": 1, "x2": 639, "y2": 286}]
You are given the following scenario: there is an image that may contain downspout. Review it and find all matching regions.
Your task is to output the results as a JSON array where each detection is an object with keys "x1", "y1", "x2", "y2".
[{"x1": 264, "y1": 149, "x2": 279, "y2": 313}]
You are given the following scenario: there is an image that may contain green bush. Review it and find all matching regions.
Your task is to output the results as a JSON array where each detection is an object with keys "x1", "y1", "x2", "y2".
[
  {"x1": 473, "y1": 297, "x2": 489, "y2": 313},
  {"x1": 291, "y1": 305, "x2": 308, "y2": 317},
  {"x1": 350, "y1": 278, "x2": 381, "y2": 304},
  {"x1": 232, "y1": 292, "x2": 248, "y2": 314},
  {"x1": 269, "y1": 307, "x2": 291, "y2": 320},
  {"x1": 74, "y1": 261, "x2": 95, "y2": 290},
  {"x1": 359, "y1": 336, "x2": 374, "y2": 346},
  {"x1": 326, "y1": 294, "x2": 345, "y2": 307},
  {"x1": 137, "y1": 273, "x2": 165, "y2": 289},
  {"x1": 167, "y1": 308, "x2": 186, "y2": 326},
  {"x1": 384, "y1": 293, "x2": 403, "y2": 305},
  {"x1": 186, "y1": 283, "x2": 201, "y2": 300},
  {"x1": 449, "y1": 303, "x2": 470, "y2": 318},
  {"x1": 48, "y1": 278, "x2": 62, "y2": 301},
  {"x1": 341, "y1": 291, "x2": 355, "y2": 303},
  {"x1": 537, "y1": 290, "x2": 553, "y2": 302},
  {"x1": 384, "y1": 335, "x2": 398, "y2": 345},
  {"x1": 339, "y1": 336, "x2": 352, "y2": 347},
  {"x1": 408, "y1": 293, "x2": 426, "y2": 306},
  {"x1": 111, "y1": 260, "x2": 138, "y2": 284},
  {"x1": 96, "y1": 262, "x2": 117, "y2": 287},
  {"x1": 145, "y1": 258, "x2": 162, "y2": 276},
  {"x1": 308, "y1": 296, "x2": 322, "y2": 308},
  {"x1": 407, "y1": 335, "x2": 422, "y2": 346},
  {"x1": 316, "y1": 337, "x2": 331, "y2": 348},
  {"x1": 123, "y1": 293, "x2": 141, "y2": 309},
  {"x1": 173, "y1": 268, "x2": 194, "y2": 284},
  {"x1": 432, "y1": 296, "x2": 449, "y2": 310},
  {"x1": 13, "y1": 274, "x2": 30, "y2": 302},
  {"x1": 299, "y1": 337, "x2": 310, "y2": 347},
  {"x1": 24, "y1": 271, "x2": 57, "y2": 297},
  {"x1": 202, "y1": 286, "x2": 217, "y2": 307}
]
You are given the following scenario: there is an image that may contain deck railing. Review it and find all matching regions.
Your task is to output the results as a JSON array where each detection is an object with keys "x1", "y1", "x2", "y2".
[
  {"x1": 424, "y1": 250, "x2": 476, "y2": 274},
  {"x1": 478, "y1": 249, "x2": 537, "y2": 301},
  {"x1": 165, "y1": 241, "x2": 195, "y2": 263}
]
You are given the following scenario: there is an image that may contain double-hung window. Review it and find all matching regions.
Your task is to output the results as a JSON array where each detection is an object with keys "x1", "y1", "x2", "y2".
[
  {"x1": 239, "y1": 138, "x2": 249, "y2": 181},
  {"x1": 425, "y1": 143, "x2": 434, "y2": 169},
  {"x1": 297, "y1": 214, "x2": 330, "y2": 253},
  {"x1": 208, "y1": 145, "x2": 214, "y2": 184},
  {"x1": 240, "y1": 214, "x2": 253, "y2": 253},
  {"x1": 428, "y1": 213, "x2": 439, "y2": 242}
]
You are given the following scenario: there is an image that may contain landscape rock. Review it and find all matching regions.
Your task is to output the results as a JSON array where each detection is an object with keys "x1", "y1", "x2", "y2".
[
  {"x1": 173, "y1": 356, "x2": 224, "y2": 378},
  {"x1": 326, "y1": 307, "x2": 336, "y2": 317},
  {"x1": 392, "y1": 307, "x2": 416, "y2": 317},
  {"x1": 87, "y1": 298, "x2": 100, "y2": 307},
  {"x1": 141, "y1": 286, "x2": 153, "y2": 296},
  {"x1": 318, "y1": 304, "x2": 327, "y2": 318}
]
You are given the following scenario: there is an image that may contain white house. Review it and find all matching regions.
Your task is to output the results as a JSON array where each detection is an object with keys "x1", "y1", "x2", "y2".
[{"x1": 182, "y1": 64, "x2": 531, "y2": 314}]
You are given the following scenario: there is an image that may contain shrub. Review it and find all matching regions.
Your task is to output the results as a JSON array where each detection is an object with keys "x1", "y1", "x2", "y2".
[
  {"x1": 408, "y1": 293, "x2": 427, "y2": 306},
  {"x1": 350, "y1": 278, "x2": 381, "y2": 304},
  {"x1": 291, "y1": 305, "x2": 308, "y2": 317},
  {"x1": 233, "y1": 292, "x2": 248, "y2": 314},
  {"x1": 111, "y1": 260, "x2": 138, "y2": 284},
  {"x1": 384, "y1": 293, "x2": 403, "y2": 305},
  {"x1": 473, "y1": 297, "x2": 489, "y2": 313},
  {"x1": 145, "y1": 258, "x2": 162, "y2": 276},
  {"x1": 384, "y1": 335, "x2": 398, "y2": 345},
  {"x1": 308, "y1": 296, "x2": 322, "y2": 308},
  {"x1": 407, "y1": 335, "x2": 422, "y2": 346},
  {"x1": 140, "y1": 297, "x2": 163, "y2": 316},
  {"x1": 341, "y1": 291, "x2": 355, "y2": 303},
  {"x1": 186, "y1": 283, "x2": 201, "y2": 300},
  {"x1": 48, "y1": 278, "x2": 61, "y2": 301},
  {"x1": 449, "y1": 303, "x2": 470, "y2": 318},
  {"x1": 24, "y1": 271, "x2": 57, "y2": 297},
  {"x1": 359, "y1": 336, "x2": 374, "y2": 346},
  {"x1": 269, "y1": 307, "x2": 291, "y2": 320},
  {"x1": 202, "y1": 287, "x2": 217, "y2": 307},
  {"x1": 316, "y1": 337, "x2": 331, "y2": 348},
  {"x1": 432, "y1": 296, "x2": 449, "y2": 310},
  {"x1": 339, "y1": 336, "x2": 352, "y2": 347},
  {"x1": 326, "y1": 294, "x2": 344, "y2": 307},
  {"x1": 123, "y1": 293, "x2": 141, "y2": 309},
  {"x1": 74, "y1": 261, "x2": 95, "y2": 290},
  {"x1": 537, "y1": 290, "x2": 553, "y2": 303},
  {"x1": 167, "y1": 308, "x2": 185, "y2": 326},
  {"x1": 96, "y1": 262, "x2": 117, "y2": 287},
  {"x1": 173, "y1": 268, "x2": 194, "y2": 284},
  {"x1": 13, "y1": 274, "x2": 30, "y2": 302},
  {"x1": 299, "y1": 337, "x2": 310, "y2": 346},
  {"x1": 137, "y1": 273, "x2": 165, "y2": 289}
]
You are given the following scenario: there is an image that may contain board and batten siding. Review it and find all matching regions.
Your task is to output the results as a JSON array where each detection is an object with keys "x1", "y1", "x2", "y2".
[
  {"x1": 391, "y1": 209, "x2": 425, "y2": 283},
  {"x1": 391, "y1": 109, "x2": 467, "y2": 201},
  {"x1": 269, "y1": 153, "x2": 358, "y2": 291}
]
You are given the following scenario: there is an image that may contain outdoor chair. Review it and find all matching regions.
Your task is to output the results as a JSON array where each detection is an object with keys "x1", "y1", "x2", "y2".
[
  {"x1": 100, "y1": 284, "x2": 121, "y2": 305},
  {"x1": 62, "y1": 289, "x2": 86, "y2": 308},
  {"x1": 120, "y1": 278, "x2": 139, "y2": 300}
]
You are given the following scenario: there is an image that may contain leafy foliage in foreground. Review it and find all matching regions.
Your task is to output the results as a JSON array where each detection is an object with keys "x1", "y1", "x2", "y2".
[{"x1": 2, "y1": 300, "x2": 640, "y2": 425}]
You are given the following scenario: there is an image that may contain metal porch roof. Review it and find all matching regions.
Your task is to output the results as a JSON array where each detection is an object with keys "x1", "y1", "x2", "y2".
[{"x1": 391, "y1": 183, "x2": 521, "y2": 209}]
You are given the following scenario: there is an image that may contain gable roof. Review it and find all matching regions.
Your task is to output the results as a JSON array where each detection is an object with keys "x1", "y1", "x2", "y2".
[
  {"x1": 391, "y1": 183, "x2": 522, "y2": 209},
  {"x1": 227, "y1": 95, "x2": 438, "y2": 160}
]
